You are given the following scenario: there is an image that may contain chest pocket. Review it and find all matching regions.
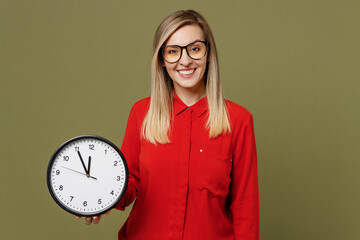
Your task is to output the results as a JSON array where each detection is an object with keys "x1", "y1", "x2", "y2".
[{"x1": 195, "y1": 148, "x2": 232, "y2": 197}]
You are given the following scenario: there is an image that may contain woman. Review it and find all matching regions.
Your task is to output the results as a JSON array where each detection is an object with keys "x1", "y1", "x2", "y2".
[{"x1": 81, "y1": 10, "x2": 259, "y2": 240}]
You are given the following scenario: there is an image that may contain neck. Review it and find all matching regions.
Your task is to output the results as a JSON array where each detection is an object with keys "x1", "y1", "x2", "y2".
[{"x1": 174, "y1": 87, "x2": 206, "y2": 106}]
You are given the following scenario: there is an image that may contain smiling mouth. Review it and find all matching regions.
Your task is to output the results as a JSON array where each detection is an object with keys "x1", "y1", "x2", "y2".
[{"x1": 177, "y1": 68, "x2": 196, "y2": 77}]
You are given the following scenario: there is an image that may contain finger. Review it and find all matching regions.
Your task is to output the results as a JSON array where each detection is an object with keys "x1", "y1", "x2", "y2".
[
  {"x1": 75, "y1": 216, "x2": 81, "y2": 219},
  {"x1": 104, "y1": 210, "x2": 111, "y2": 216},
  {"x1": 93, "y1": 215, "x2": 101, "y2": 224},
  {"x1": 85, "y1": 217, "x2": 93, "y2": 225}
]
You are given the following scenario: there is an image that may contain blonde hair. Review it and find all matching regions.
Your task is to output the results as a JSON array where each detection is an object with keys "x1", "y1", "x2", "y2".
[{"x1": 142, "y1": 10, "x2": 231, "y2": 144}]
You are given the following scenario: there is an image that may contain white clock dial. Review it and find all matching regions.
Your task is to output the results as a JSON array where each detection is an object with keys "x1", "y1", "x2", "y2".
[{"x1": 47, "y1": 136, "x2": 128, "y2": 217}]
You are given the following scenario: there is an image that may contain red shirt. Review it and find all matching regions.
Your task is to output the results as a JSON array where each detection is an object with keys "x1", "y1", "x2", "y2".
[{"x1": 117, "y1": 94, "x2": 259, "y2": 240}]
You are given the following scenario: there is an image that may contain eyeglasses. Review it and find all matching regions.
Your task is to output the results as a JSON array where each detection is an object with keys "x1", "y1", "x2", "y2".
[{"x1": 160, "y1": 40, "x2": 208, "y2": 63}]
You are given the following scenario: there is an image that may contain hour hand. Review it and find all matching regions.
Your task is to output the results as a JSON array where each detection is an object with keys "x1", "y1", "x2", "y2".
[{"x1": 77, "y1": 151, "x2": 88, "y2": 175}]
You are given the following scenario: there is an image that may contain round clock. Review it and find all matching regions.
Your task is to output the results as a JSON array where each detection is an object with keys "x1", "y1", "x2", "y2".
[{"x1": 47, "y1": 135, "x2": 128, "y2": 217}]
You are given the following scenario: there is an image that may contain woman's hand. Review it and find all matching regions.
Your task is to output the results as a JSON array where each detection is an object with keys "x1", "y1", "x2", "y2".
[{"x1": 75, "y1": 210, "x2": 111, "y2": 225}]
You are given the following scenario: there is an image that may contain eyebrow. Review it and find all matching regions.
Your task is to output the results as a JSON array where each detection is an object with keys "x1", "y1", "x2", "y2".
[{"x1": 163, "y1": 39, "x2": 205, "y2": 47}]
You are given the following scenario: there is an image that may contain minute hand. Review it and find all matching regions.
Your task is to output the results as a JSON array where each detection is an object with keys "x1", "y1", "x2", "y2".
[
  {"x1": 77, "y1": 151, "x2": 89, "y2": 175},
  {"x1": 87, "y1": 156, "x2": 92, "y2": 175}
]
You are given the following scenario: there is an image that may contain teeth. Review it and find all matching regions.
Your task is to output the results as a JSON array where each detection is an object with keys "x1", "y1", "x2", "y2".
[{"x1": 179, "y1": 69, "x2": 195, "y2": 75}]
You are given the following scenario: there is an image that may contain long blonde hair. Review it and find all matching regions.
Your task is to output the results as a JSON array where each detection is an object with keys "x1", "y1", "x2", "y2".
[{"x1": 142, "y1": 10, "x2": 231, "y2": 144}]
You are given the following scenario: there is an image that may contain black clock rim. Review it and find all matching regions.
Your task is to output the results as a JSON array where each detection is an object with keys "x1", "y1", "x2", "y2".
[{"x1": 46, "y1": 135, "x2": 129, "y2": 217}]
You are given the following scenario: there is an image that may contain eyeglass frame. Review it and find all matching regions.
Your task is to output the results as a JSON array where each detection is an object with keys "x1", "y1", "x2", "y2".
[{"x1": 160, "y1": 40, "x2": 209, "y2": 63}]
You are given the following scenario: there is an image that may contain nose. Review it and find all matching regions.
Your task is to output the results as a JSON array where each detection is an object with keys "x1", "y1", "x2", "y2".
[{"x1": 178, "y1": 48, "x2": 192, "y2": 66}]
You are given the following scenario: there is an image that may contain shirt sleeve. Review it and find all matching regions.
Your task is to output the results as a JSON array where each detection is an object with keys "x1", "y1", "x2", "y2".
[
  {"x1": 229, "y1": 113, "x2": 259, "y2": 240},
  {"x1": 115, "y1": 104, "x2": 141, "y2": 210}
]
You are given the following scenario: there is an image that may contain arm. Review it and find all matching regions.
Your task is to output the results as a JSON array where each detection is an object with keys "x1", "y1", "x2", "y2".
[
  {"x1": 76, "y1": 105, "x2": 141, "y2": 225},
  {"x1": 115, "y1": 104, "x2": 141, "y2": 210},
  {"x1": 230, "y1": 114, "x2": 259, "y2": 240},
  {"x1": 76, "y1": 104, "x2": 142, "y2": 225}
]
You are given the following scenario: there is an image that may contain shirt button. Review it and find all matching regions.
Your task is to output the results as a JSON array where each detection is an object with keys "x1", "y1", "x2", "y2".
[
  {"x1": 186, "y1": 107, "x2": 190, "y2": 110},
  {"x1": 200, "y1": 149, "x2": 203, "y2": 152}
]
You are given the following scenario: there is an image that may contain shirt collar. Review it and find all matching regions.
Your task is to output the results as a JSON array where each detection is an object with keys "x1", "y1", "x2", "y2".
[{"x1": 173, "y1": 91, "x2": 208, "y2": 117}]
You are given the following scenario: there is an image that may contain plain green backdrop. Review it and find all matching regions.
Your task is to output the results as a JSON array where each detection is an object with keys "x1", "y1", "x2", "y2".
[{"x1": 1, "y1": 0, "x2": 359, "y2": 239}]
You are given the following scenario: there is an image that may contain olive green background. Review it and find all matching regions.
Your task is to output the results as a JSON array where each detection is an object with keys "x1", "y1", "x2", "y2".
[{"x1": 1, "y1": 0, "x2": 359, "y2": 239}]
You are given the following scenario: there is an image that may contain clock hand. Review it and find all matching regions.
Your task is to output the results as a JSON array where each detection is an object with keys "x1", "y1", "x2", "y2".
[
  {"x1": 61, "y1": 166, "x2": 97, "y2": 180},
  {"x1": 87, "y1": 156, "x2": 92, "y2": 176},
  {"x1": 77, "y1": 151, "x2": 89, "y2": 175}
]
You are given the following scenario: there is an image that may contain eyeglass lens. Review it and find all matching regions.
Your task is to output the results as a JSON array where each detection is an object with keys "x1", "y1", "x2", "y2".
[{"x1": 162, "y1": 41, "x2": 207, "y2": 63}]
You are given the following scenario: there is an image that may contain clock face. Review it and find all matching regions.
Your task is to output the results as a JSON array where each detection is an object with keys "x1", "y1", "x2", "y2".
[{"x1": 47, "y1": 135, "x2": 128, "y2": 217}]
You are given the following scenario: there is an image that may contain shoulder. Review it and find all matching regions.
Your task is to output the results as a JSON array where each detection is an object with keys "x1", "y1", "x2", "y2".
[
  {"x1": 225, "y1": 100, "x2": 255, "y2": 138},
  {"x1": 225, "y1": 100, "x2": 253, "y2": 122},
  {"x1": 225, "y1": 100, "x2": 255, "y2": 134},
  {"x1": 131, "y1": 97, "x2": 151, "y2": 112},
  {"x1": 129, "y1": 97, "x2": 150, "y2": 116},
  {"x1": 127, "y1": 97, "x2": 150, "y2": 122}
]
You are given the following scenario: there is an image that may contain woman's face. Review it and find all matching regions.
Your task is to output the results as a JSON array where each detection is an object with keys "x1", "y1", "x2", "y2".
[{"x1": 163, "y1": 25, "x2": 207, "y2": 95}]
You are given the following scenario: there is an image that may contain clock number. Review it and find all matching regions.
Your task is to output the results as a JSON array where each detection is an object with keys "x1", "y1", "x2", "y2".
[
  {"x1": 98, "y1": 199, "x2": 102, "y2": 204},
  {"x1": 114, "y1": 161, "x2": 118, "y2": 166},
  {"x1": 70, "y1": 196, "x2": 74, "y2": 201},
  {"x1": 59, "y1": 185, "x2": 63, "y2": 191},
  {"x1": 105, "y1": 149, "x2": 107, "y2": 155},
  {"x1": 83, "y1": 201, "x2": 87, "y2": 207},
  {"x1": 117, "y1": 176, "x2": 120, "y2": 181},
  {"x1": 56, "y1": 170, "x2": 60, "y2": 175},
  {"x1": 75, "y1": 146, "x2": 79, "y2": 152},
  {"x1": 89, "y1": 144, "x2": 94, "y2": 150},
  {"x1": 110, "y1": 190, "x2": 114, "y2": 195},
  {"x1": 63, "y1": 156, "x2": 69, "y2": 161}
]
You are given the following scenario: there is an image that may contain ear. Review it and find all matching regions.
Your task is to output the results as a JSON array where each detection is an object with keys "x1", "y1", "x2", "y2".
[{"x1": 161, "y1": 58, "x2": 166, "y2": 67}]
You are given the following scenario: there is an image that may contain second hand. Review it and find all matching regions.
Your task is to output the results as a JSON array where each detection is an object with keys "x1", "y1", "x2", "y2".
[{"x1": 61, "y1": 166, "x2": 97, "y2": 180}]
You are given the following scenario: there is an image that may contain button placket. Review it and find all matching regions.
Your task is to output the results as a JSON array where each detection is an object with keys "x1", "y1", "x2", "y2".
[{"x1": 174, "y1": 108, "x2": 192, "y2": 239}]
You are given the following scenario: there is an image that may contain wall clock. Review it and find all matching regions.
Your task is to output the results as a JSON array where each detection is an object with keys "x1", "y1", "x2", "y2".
[{"x1": 47, "y1": 135, "x2": 128, "y2": 217}]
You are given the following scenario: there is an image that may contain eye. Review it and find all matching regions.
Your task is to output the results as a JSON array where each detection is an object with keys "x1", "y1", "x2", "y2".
[
  {"x1": 188, "y1": 42, "x2": 205, "y2": 52},
  {"x1": 164, "y1": 47, "x2": 180, "y2": 55},
  {"x1": 189, "y1": 46, "x2": 201, "y2": 52},
  {"x1": 168, "y1": 49, "x2": 178, "y2": 54}
]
